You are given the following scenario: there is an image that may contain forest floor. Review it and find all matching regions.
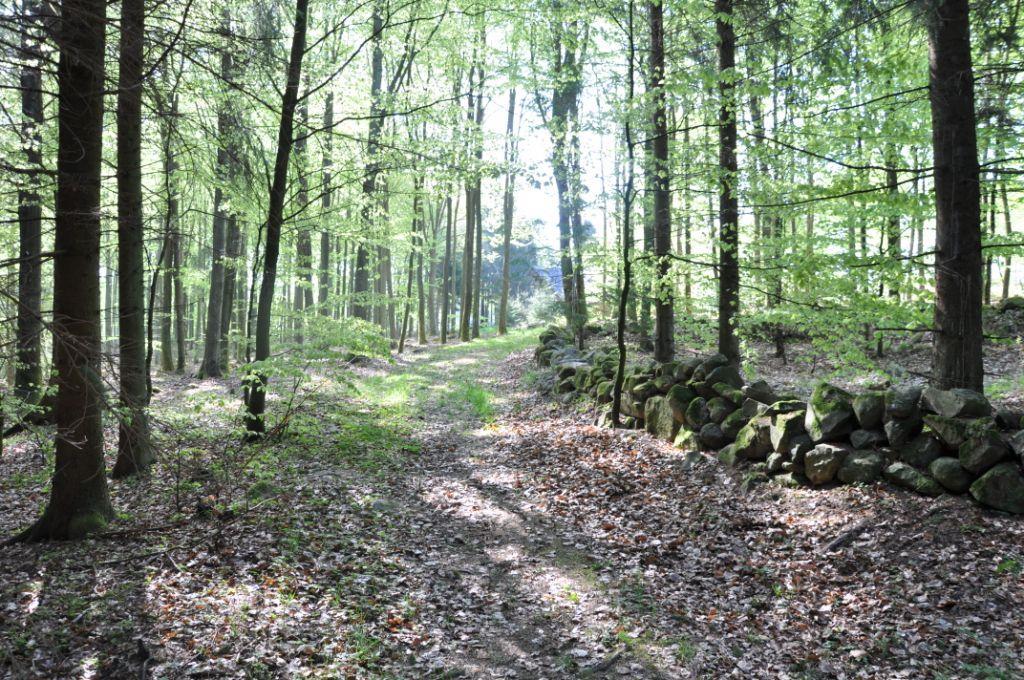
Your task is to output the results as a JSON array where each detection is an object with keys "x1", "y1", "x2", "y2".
[{"x1": 1, "y1": 330, "x2": 1023, "y2": 679}]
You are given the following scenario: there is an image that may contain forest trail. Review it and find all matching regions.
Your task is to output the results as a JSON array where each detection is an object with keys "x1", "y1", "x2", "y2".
[{"x1": 1, "y1": 332, "x2": 1022, "y2": 678}]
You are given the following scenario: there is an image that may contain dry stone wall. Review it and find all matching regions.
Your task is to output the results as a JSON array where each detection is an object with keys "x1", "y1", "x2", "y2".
[{"x1": 535, "y1": 327, "x2": 1024, "y2": 514}]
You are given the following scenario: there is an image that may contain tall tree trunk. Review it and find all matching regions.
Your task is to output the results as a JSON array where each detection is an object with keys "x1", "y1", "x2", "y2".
[
  {"x1": 353, "y1": 5, "x2": 384, "y2": 322},
  {"x1": 1002, "y1": 182, "x2": 1012, "y2": 300},
  {"x1": 441, "y1": 193, "x2": 453, "y2": 344},
  {"x1": 459, "y1": 68, "x2": 477, "y2": 342},
  {"x1": 927, "y1": 0, "x2": 983, "y2": 391},
  {"x1": 716, "y1": 0, "x2": 740, "y2": 364},
  {"x1": 293, "y1": 99, "x2": 312, "y2": 344},
  {"x1": 14, "y1": 0, "x2": 44, "y2": 403},
  {"x1": 220, "y1": 214, "x2": 239, "y2": 368},
  {"x1": 160, "y1": 231, "x2": 174, "y2": 371},
  {"x1": 498, "y1": 89, "x2": 516, "y2": 335},
  {"x1": 14, "y1": 0, "x2": 113, "y2": 540},
  {"x1": 199, "y1": 13, "x2": 233, "y2": 378},
  {"x1": 173, "y1": 236, "x2": 186, "y2": 372},
  {"x1": 244, "y1": 0, "x2": 308, "y2": 434},
  {"x1": 612, "y1": 0, "x2": 637, "y2": 428},
  {"x1": 319, "y1": 91, "x2": 333, "y2": 315},
  {"x1": 112, "y1": 0, "x2": 154, "y2": 477},
  {"x1": 650, "y1": 0, "x2": 673, "y2": 362}
]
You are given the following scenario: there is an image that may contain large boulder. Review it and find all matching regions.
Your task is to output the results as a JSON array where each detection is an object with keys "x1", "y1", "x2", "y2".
[
  {"x1": 743, "y1": 380, "x2": 778, "y2": 405},
  {"x1": 770, "y1": 410, "x2": 807, "y2": 454},
  {"x1": 707, "y1": 397, "x2": 735, "y2": 424},
  {"x1": 883, "y1": 462, "x2": 944, "y2": 497},
  {"x1": 717, "y1": 444, "x2": 742, "y2": 467},
  {"x1": 764, "y1": 399, "x2": 805, "y2": 417},
  {"x1": 674, "y1": 357, "x2": 703, "y2": 382},
  {"x1": 653, "y1": 375, "x2": 675, "y2": 394},
  {"x1": 721, "y1": 409, "x2": 751, "y2": 441},
  {"x1": 693, "y1": 354, "x2": 729, "y2": 382},
  {"x1": 674, "y1": 428, "x2": 700, "y2": 452},
  {"x1": 734, "y1": 416, "x2": 773, "y2": 461},
  {"x1": 713, "y1": 382, "x2": 746, "y2": 406},
  {"x1": 853, "y1": 391, "x2": 886, "y2": 430},
  {"x1": 645, "y1": 396, "x2": 679, "y2": 442},
  {"x1": 920, "y1": 386, "x2": 992, "y2": 419},
  {"x1": 705, "y1": 364, "x2": 744, "y2": 390},
  {"x1": 805, "y1": 383, "x2": 856, "y2": 443},
  {"x1": 683, "y1": 397, "x2": 710, "y2": 432},
  {"x1": 665, "y1": 385, "x2": 696, "y2": 424},
  {"x1": 789, "y1": 435, "x2": 814, "y2": 469},
  {"x1": 630, "y1": 380, "x2": 658, "y2": 403},
  {"x1": 805, "y1": 444, "x2": 848, "y2": 485},
  {"x1": 900, "y1": 434, "x2": 944, "y2": 469},
  {"x1": 969, "y1": 463, "x2": 1024, "y2": 514},
  {"x1": 928, "y1": 457, "x2": 974, "y2": 494},
  {"x1": 884, "y1": 415, "x2": 923, "y2": 448},
  {"x1": 885, "y1": 386, "x2": 922, "y2": 421},
  {"x1": 959, "y1": 429, "x2": 1010, "y2": 474},
  {"x1": 837, "y1": 450, "x2": 885, "y2": 484},
  {"x1": 923, "y1": 414, "x2": 993, "y2": 450},
  {"x1": 557, "y1": 361, "x2": 588, "y2": 380},
  {"x1": 596, "y1": 380, "x2": 614, "y2": 404},
  {"x1": 699, "y1": 423, "x2": 731, "y2": 450},
  {"x1": 849, "y1": 429, "x2": 887, "y2": 450},
  {"x1": 995, "y1": 409, "x2": 1022, "y2": 431},
  {"x1": 1008, "y1": 430, "x2": 1024, "y2": 463}
]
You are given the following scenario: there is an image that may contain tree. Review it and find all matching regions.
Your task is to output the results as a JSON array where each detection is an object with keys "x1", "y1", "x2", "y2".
[
  {"x1": 244, "y1": 0, "x2": 310, "y2": 435},
  {"x1": 13, "y1": 0, "x2": 114, "y2": 540},
  {"x1": 649, "y1": 0, "x2": 673, "y2": 362},
  {"x1": 925, "y1": 0, "x2": 983, "y2": 391},
  {"x1": 716, "y1": 0, "x2": 740, "y2": 364},
  {"x1": 498, "y1": 88, "x2": 517, "y2": 335},
  {"x1": 112, "y1": 0, "x2": 154, "y2": 477}
]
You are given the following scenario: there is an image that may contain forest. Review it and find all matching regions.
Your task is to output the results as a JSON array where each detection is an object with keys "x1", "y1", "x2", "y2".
[{"x1": 1, "y1": 0, "x2": 1023, "y2": 676}]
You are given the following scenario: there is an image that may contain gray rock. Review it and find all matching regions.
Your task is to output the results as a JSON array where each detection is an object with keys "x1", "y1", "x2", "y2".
[
  {"x1": 766, "y1": 452, "x2": 786, "y2": 473},
  {"x1": 928, "y1": 457, "x2": 974, "y2": 494},
  {"x1": 805, "y1": 444, "x2": 848, "y2": 485},
  {"x1": 849, "y1": 429, "x2": 887, "y2": 450},
  {"x1": 674, "y1": 428, "x2": 700, "y2": 452},
  {"x1": 853, "y1": 391, "x2": 886, "y2": 430},
  {"x1": 705, "y1": 364, "x2": 745, "y2": 390},
  {"x1": 764, "y1": 399, "x2": 806, "y2": 416},
  {"x1": 771, "y1": 472, "x2": 808, "y2": 488},
  {"x1": 837, "y1": 450, "x2": 885, "y2": 484},
  {"x1": 923, "y1": 414, "x2": 994, "y2": 450},
  {"x1": 771, "y1": 410, "x2": 807, "y2": 453},
  {"x1": 885, "y1": 386, "x2": 922, "y2": 421},
  {"x1": 1009, "y1": 430, "x2": 1024, "y2": 463},
  {"x1": 805, "y1": 383, "x2": 857, "y2": 443},
  {"x1": 733, "y1": 416, "x2": 773, "y2": 461},
  {"x1": 883, "y1": 462, "x2": 944, "y2": 497},
  {"x1": 720, "y1": 408, "x2": 750, "y2": 441},
  {"x1": 995, "y1": 408, "x2": 1022, "y2": 431},
  {"x1": 683, "y1": 397, "x2": 710, "y2": 432},
  {"x1": 699, "y1": 422, "x2": 730, "y2": 450},
  {"x1": 665, "y1": 385, "x2": 696, "y2": 424},
  {"x1": 645, "y1": 396, "x2": 679, "y2": 443},
  {"x1": 789, "y1": 434, "x2": 814, "y2": 467},
  {"x1": 741, "y1": 471, "x2": 769, "y2": 494},
  {"x1": 958, "y1": 429, "x2": 1010, "y2": 474},
  {"x1": 693, "y1": 354, "x2": 729, "y2": 382},
  {"x1": 900, "y1": 434, "x2": 944, "y2": 469},
  {"x1": 920, "y1": 386, "x2": 992, "y2": 419},
  {"x1": 717, "y1": 444, "x2": 742, "y2": 467},
  {"x1": 969, "y1": 462, "x2": 1024, "y2": 514},
  {"x1": 885, "y1": 416, "x2": 923, "y2": 449},
  {"x1": 713, "y1": 382, "x2": 746, "y2": 406},
  {"x1": 743, "y1": 380, "x2": 778, "y2": 405},
  {"x1": 707, "y1": 397, "x2": 734, "y2": 424}
]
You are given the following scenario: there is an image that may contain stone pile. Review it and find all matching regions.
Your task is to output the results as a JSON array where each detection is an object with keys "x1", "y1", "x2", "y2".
[{"x1": 534, "y1": 327, "x2": 1024, "y2": 514}]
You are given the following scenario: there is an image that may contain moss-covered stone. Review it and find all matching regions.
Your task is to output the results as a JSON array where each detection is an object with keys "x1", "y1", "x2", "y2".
[
  {"x1": 885, "y1": 415, "x2": 923, "y2": 448},
  {"x1": 705, "y1": 364, "x2": 744, "y2": 390},
  {"x1": 721, "y1": 408, "x2": 751, "y2": 440},
  {"x1": 734, "y1": 415, "x2": 773, "y2": 461},
  {"x1": 969, "y1": 462, "x2": 1024, "y2": 513},
  {"x1": 707, "y1": 397, "x2": 735, "y2": 424},
  {"x1": 900, "y1": 434, "x2": 943, "y2": 469},
  {"x1": 928, "y1": 457, "x2": 974, "y2": 494},
  {"x1": 959, "y1": 429, "x2": 1010, "y2": 474},
  {"x1": 849, "y1": 429, "x2": 887, "y2": 450},
  {"x1": 653, "y1": 375, "x2": 676, "y2": 394},
  {"x1": 699, "y1": 422, "x2": 730, "y2": 450},
  {"x1": 743, "y1": 380, "x2": 778, "y2": 405},
  {"x1": 805, "y1": 444, "x2": 848, "y2": 485},
  {"x1": 674, "y1": 428, "x2": 701, "y2": 452},
  {"x1": 884, "y1": 462, "x2": 944, "y2": 497},
  {"x1": 645, "y1": 396, "x2": 680, "y2": 443},
  {"x1": 853, "y1": 391, "x2": 886, "y2": 430},
  {"x1": 684, "y1": 397, "x2": 710, "y2": 431},
  {"x1": 923, "y1": 414, "x2": 994, "y2": 450},
  {"x1": 717, "y1": 444, "x2": 741, "y2": 467},
  {"x1": 805, "y1": 383, "x2": 856, "y2": 443},
  {"x1": 596, "y1": 380, "x2": 614, "y2": 404},
  {"x1": 837, "y1": 450, "x2": 884, "y2": 484},
  {"x1": 713, "y1": 382, "x2": 745, "y2": 406},
  {"x1": 770, "y1": 409, "x2": 807, "y2": 453},
  {"x1": 921, "y1": 386, "x2": 992, "y2": 419},
  {"x1": 885, "y1": 386, "x2": 922, "y2": 420}
]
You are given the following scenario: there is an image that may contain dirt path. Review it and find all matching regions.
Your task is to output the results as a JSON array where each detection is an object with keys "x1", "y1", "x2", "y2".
[
  {"x1": 368, "y1": 340, "x2": 674, "y2": 678},
  {"x1": 1, "y1": 333, "x2": 1021, "y2": 678}
]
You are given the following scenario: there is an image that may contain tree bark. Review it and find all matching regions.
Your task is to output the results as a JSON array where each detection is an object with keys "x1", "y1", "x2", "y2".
[
  {"x1": 319, "y1": 91, "x2": 333, "y2": 315},
  {"x1": 244, "y1": 0, "x2": 308, "y2": 435},
  {"x1": 649, "y1": 0, "x2": 673, "y2": 362},
  {"x1": 716, "y1": 0, "x2": 740, "y2": 364},
  {"x1": 112, "y1": 0, "x2": 154, "y2": 477},
  {"x1": 927, "y1": 0, "x2": 983, "y2": 391},
  {"x1": 498, "y1": 89, "x2": 517, "y2": 335},
  {"x1": 14, "y1": 0, "x2": 45, "y2": 403},
  {"x1": 14, "y1": 0, "x2": 114, "y2": 540},
  {"x1": 441, "y1": 193, "x2": 453, "y2": 344}
]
